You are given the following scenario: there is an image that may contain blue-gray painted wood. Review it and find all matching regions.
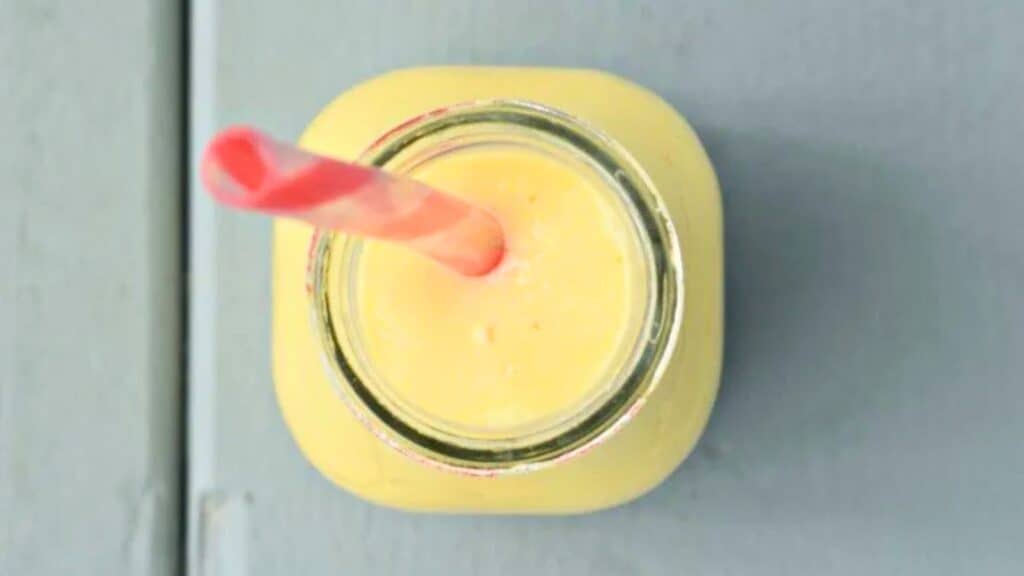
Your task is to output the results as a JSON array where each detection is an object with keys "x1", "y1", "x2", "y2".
[
  {"x1": 189, "y1": 1, "x2": 1024, "y2": 574},
  {"x1": 0, "y1": 1, "x2": 182, "y2": 575}
]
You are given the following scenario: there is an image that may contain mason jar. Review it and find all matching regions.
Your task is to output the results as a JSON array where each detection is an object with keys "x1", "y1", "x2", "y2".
[{"x1": 274, "y1": 68, "x2": 722, "y2": 513}]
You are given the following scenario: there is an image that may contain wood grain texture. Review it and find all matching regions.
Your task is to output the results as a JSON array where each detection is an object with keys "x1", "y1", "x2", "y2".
[
  {"x1": 190, "y1": 1, "x2": 1024, "y2": 574},
  {"x1": 0, "y1": 1, "x2": 182, "y2": 575}
]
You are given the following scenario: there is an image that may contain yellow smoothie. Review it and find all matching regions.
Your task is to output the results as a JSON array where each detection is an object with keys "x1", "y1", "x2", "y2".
[
  {"x1": 274, "y1": 68, "x2": 723, "y2": 513},
  {"x1": 358, "y1": 147, "x2": 643, "y2": 434}
]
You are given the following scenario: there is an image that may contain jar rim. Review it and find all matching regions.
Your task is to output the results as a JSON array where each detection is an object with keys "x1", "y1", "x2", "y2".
[{"x1": 308, "y1": 100, "x2": 684, "y2": 475}]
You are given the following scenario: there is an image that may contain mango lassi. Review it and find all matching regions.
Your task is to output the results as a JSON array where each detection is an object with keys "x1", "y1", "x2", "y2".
[
  {"x1": 274, "y1": 68, "x2": 723, "y2": 513},
  {"x1": 358, "y1": 147, "x2": 644, "y2": 435}
]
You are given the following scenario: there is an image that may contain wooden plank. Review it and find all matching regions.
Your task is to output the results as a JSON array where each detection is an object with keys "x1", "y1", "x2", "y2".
[
  {"x1": 190, "y1": 1, "x2": 1024, "y2": 574},
  {"x1": 0, "y1": 2, "x2": 182, "y2": 574}
]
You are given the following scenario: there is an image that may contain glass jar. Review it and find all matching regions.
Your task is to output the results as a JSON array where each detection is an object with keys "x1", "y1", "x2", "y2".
[
  {"x1": 309, "y1": 100, "x2": 683, "y2": 475},
  {"x1": 273, "y1": 67, "x2": 722, "y2": 512}
]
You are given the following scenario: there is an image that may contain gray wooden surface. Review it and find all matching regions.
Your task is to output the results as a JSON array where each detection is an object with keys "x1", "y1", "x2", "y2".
[
  {"x1": 190, "y1": 1, "x2": 1024, "y2": 574},
  {"x1": 1, "y1": 1, "x2": 182, "y2": 575}
]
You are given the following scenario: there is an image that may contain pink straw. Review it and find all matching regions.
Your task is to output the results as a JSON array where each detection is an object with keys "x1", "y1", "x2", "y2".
[{"x1": 201, "y1": 126, "x2": 505, "y2": 276}]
